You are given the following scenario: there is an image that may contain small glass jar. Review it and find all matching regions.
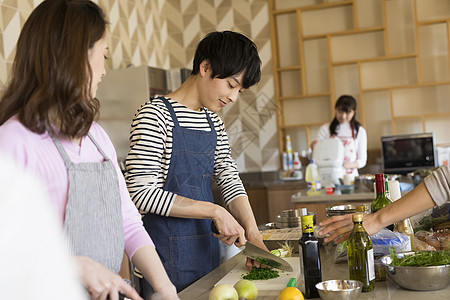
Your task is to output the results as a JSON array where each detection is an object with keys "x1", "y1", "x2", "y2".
[{"x1": 374, "y1": 253, "x2": 386, "y2": 281}]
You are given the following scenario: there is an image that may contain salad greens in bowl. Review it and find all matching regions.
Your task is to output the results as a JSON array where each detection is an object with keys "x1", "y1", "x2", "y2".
[{"x1": 380, "y1": 249, "x2": 450, "y2": 291}]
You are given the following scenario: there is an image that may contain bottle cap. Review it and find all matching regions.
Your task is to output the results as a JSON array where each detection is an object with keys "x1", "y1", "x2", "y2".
[
  {"x1": 352, "y1": 213, "x2": 364, "y2": 222},
  {"x1": 301, "y1": 214, "x2": 314, "y2": 233},
  {"x1": 287, "y1": 278, "x2": 297, "y2": 287},
  {"x1": 356, "y1": 205, "x2": 367, "y2": 213}
]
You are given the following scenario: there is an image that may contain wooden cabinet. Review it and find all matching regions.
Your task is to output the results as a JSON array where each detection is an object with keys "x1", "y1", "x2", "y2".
[
  {"x1": 268, "y1": 0, "x2": 450, "y2": 162},
  {"x1": 246, "y1": 187, "x2": 270, "y2": 225},
  {"x1": 266, "y1": 185, "x2": 304, "y2": 222}
]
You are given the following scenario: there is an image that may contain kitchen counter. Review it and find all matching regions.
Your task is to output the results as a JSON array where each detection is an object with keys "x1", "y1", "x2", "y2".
[
  {"x1": 291, "y1": 190, "x2": 374, "y2": 203},
  {"x1": 291, "y1": 189, "x2": 374, "y2": 224},
  {"x1": 178, "y1": 247, "x2": 450, "y2": 299}
]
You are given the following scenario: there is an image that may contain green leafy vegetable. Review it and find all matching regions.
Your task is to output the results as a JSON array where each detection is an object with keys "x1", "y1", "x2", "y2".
[
  {"x1": 255, "y1": 257, "x2": 270, "y2": 265},
  {"x1": 389, "y1": 248, "x2": 450, "y2": 267},
  {"x1": 242, "y1": 267, "x2": 279, "y2": 280}
]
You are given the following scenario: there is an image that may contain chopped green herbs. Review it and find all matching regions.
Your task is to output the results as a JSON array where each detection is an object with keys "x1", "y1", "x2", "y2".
[
  {"x1": 255, "y1": 258, "x2": 269, "y2": 265},
  {"x1": 242, "y1": 267, "x2": 280, "y2": 280},
  {"x1": 389, "y1": 248, "x2": 450, "y2": 267}
]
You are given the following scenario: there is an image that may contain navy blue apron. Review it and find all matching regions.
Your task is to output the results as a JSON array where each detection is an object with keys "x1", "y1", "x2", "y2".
[{"x1": 142, "y1": 97, "x2": 220, "y2": 293}]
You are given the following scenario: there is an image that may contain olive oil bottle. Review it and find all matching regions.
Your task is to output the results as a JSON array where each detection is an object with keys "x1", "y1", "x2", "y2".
[
  {"x1": 299, "y1": 214, "x2": 322, "y2": 298},
  {"x1": 347, "y1": 213, "x2": 375, "y2": 292}
]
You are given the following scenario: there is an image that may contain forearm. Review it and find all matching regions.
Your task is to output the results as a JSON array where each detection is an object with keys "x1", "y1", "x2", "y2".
[
  {"x1": 227, "y1": 195, "x2": 261, "y2": 241},
  {"x1": 373, "y1": 182, "x2": 435, "y2": 230},
  {"x1": 169, "y1": 195, "x2": 218, "y2": 219},
  {"x1": 131, "y1": 245, "x2": 176, "y2": 295}
]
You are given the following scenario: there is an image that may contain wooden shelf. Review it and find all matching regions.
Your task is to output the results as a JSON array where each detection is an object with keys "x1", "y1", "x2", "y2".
[
  {"x1": 332, "y1": 53, "x2": 418, "y2": 66},
  {"x1": 303, "y1": 26, "x2": 385, "y2": 40},
  {"x1": 277, "y1": 66, "x2": 301, "y2": 71},
  {"x1": 269, "y1": 0, "x2": 450, "y2": 162},
  {"x1": 362, "y1": 80, "x2": 450, "y2": 92},
  {"x1": 280, "y1": 93, "x2": 331, "y2": 101},
  {"x1": 417, "y1": 19, "x2": 450, "y2": 26},
  {"x1": 271, "y1": 0, "x2": 353, "y2": 15},
  {"x1": 282, "y1": 122, "x2": 325, "y2": 130}
]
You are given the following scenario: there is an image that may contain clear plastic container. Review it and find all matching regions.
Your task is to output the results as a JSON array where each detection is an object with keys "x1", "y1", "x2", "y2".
[{"x1": 306, "y1": 159, "x2": 321, "y2": 196}]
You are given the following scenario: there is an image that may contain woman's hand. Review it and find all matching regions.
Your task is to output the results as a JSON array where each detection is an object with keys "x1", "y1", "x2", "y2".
[
  {"x1": 318, "y1": 213, "x2": 381, "y2": 244},
  {"x1": 211, "y1": 205, "x2": 246, "y2": 247},
  {"x1": 318, "y1": 214, "x2": 356, "y2": 244},
  {"x1": 343, "y1": 161, "x2": 358, "y2": 170},
  {"x1": 74, "y1": 256, "x2": 142, "y2": 300}
]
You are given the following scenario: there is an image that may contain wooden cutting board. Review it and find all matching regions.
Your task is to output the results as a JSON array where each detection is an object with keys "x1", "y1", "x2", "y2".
[{"x1": 214, "y1": 257, "x2": 301, "y2": 290}]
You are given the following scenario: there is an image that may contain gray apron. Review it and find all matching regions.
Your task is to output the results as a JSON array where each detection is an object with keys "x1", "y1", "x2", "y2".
[{"x1": 50, "y1": 131, "x2": 125, "y2": 273}]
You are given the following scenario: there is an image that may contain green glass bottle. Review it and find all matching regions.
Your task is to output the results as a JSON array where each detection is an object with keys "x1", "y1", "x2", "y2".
[
  {"x1": 383, "y1": 174, "x2": 391, "y2": 200},
  {"x1": 371, "y1": 173, "x2": 393, "y2": 230},
  {"x1": 371, "y1": 173, "x2": 393, "y2": 213},
  {"x1": 347, "y1": 213, "x2": 375, "y2": 292},
  {"x1": 299, "y1": 214, "x2": 322, "y2": 299}
]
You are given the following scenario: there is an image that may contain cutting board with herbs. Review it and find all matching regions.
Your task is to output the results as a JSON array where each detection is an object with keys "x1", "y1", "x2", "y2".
[{"x1": 214, "y1": 257, "x2": 301, "y2": 290}]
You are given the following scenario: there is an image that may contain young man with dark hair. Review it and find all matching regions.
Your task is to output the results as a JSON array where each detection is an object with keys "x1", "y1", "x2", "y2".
[{"x1": 125, "y1": 31, "x2": 267, "y2": 294}]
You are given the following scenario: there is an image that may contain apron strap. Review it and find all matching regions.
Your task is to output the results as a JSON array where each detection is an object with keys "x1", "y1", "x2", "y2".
[
  {"x1": 161, "y1": 97, "x2": 180, "y2": 127},
  {"x1": 161, "y1": 96, "x2": 216, "y2": 132},
  {"x1": 48, "y1": 128, "x2": 72, "y2": 167},
  {"x1": 87, "y1": 132, "x2": 111, "y2": 161},
  {"x1": 48, "y1": 128, "x2": 110, "y2": 165},
  {"x1": 202, "y1": 108, "x2": 215, "y2": 131}
]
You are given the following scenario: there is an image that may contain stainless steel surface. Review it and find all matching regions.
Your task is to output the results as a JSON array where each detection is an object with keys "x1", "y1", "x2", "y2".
[
  {"x1": 356, "y1": 174, "x2": 400, "y2": 193},
  {"x1": 381, "y1": 252, "x2": 450, "y2": 291},
  {"x1": 276, "y1": 215, "x2": 302, "y2": 223},
  {"x1": 276, "y1": 211, "x2": 316, "y2": 228},
  {"x1": 357, "y1": 174, "x2": 375, "y2": 192},
  {"x1": 178, "y1": 247, "x2": 450, "y2": 300},
  {"x1": 291, "y1": 191, "x2": 374, "y2": 203},
  {"x1": 326, "y1": 204, "x2": 370, "y2": 217},
  {"x1": 280, "y1": 208, "x2": 308, "y2": 217},
  {"x1": 243, "y1": 241, "x2": 293, "y2": 272},
  {"x1": 315, "y1": 280, "x2": 363, "y2": 300}
]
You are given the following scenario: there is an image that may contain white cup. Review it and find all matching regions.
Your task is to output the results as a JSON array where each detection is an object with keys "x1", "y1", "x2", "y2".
[{"x1": 343, "y1": 174, "x2": 354, "y2": 185}]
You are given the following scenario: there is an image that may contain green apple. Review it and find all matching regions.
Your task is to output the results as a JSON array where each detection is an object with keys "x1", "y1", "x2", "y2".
[
  {"x1": 234, "y1": 279, "x2": 258, "y2": 300},
  {"x1": 209, "y1": 284, "x2": 239, "y2": 300}
]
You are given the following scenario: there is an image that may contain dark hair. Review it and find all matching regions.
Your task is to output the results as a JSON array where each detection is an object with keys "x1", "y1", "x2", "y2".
[
  {"x1": 329, "y1": 95, "x2": 361, "y2": 137},
  {"x1": 191, "y1": 31, "x2": 261, "y2": 89},
  {"x1": 0, "y1": 0, "x2": 108, "y2": 138}
]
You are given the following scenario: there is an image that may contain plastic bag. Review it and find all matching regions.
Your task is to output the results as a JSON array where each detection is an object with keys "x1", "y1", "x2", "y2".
[
  {"x1": 370, "y1": 228, "x2": 411, "y2": 256},
  {"x1": 333, "y1": 241, "x2": 348, "y2": 264}
]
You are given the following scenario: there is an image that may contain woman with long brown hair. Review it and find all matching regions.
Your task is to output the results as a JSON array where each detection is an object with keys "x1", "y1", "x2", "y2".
[{"x1": 0, "y1": 1, "x2": 178, "y2": 299}]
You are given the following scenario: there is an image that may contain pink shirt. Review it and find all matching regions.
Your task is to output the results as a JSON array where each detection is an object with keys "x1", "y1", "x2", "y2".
[{"x1": 0, "y1": 116, "x2": 153, "y2": 259}]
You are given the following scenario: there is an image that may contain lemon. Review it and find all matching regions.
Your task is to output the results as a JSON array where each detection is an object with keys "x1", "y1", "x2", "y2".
[{"x1": 278, "y1": 287, "x2": 304, "y2": 300}]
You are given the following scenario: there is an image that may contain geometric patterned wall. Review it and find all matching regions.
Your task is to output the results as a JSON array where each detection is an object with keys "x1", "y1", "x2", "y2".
[{"x1": 0, "y1": 0, "x2": 279, "y2": 172}]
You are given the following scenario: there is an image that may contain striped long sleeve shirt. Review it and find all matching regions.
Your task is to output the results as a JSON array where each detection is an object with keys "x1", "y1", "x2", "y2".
[{"x1": 125, "y1": 96, "x2": 247, "y2": 217}]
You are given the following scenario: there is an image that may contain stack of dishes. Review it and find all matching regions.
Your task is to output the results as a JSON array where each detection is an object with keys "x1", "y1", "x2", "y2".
[{"x1": 275, "y1": 208, "x2": 313, "y2": 228}]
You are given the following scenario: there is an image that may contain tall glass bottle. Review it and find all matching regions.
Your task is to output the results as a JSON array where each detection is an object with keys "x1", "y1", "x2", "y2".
[
  {"x1": 384, "y1": 174, "x2": 391, "y2": 199},
  {"x1": 372, "y1": 173, "x2": 394, "y2": 230},
  {"x1": 371, "y1": 173, "x2": 392, "y2": 213},
  {"x1": 347, "y1": 213, "x2": 375, "y2": 292},
  {"x1": 299, "y1": 214, "x2": 322, "y2": 299}
]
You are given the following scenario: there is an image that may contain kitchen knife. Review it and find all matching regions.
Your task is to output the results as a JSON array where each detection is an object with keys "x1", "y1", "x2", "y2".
[
  {"x1": 242, "y1": 240, "x2": 293, "y2": 272},
  {"x1": 211, "y1": 221, "x2": 293, "y2": 272}
]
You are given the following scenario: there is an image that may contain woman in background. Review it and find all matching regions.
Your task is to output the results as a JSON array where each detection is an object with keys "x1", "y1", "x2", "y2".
[
  {"x1": 313, "y1": 95, "x2": 367, "y2": 179},
  {"x1": 0, "y1": 1, "x2": 177, "y2": 299}
]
